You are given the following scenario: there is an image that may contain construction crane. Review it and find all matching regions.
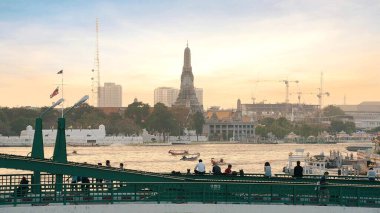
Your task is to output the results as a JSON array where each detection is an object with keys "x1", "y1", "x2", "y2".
[
  {"x1": 279, "y1": 80, "x2": 299, "y2": 104},
  {"x1": 253, "y1": 79, "x2": 299, "y2": 104},
  {"x1": 317, "y1": 88, "x2": 330, "y2": 109},
  {"x1": 289, "y1": 92, "x2": 315, "y2": 105},
  {"x1": 318, "y1": 72, "x2": 329, "y2": 109}
]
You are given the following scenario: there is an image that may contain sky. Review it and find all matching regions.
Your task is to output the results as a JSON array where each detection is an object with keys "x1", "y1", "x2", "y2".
[{"x1": 0, "y1": 0, "x2": 379, "y2": 109}]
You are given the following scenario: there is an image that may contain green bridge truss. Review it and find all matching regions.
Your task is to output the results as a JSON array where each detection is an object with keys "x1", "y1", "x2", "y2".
[{"x1": 1, "y1": 117, "x2": 380, "y2": 207}]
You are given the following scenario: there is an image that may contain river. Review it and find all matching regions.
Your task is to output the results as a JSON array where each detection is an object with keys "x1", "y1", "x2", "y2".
[{"x1": 0, "y1": 142, "x2": 370, "y2": 175}]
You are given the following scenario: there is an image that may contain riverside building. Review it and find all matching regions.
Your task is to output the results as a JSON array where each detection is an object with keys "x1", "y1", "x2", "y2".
[
  {"x1": 203, "y1": 99, "x2": 255, "y2": 141},
  {"x1": 339, "y1": 101, "x2": 380, "y2": 130}
]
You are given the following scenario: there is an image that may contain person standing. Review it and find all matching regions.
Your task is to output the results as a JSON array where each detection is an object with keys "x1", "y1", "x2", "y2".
[
  {"x1": 318, "y1": 172, "x2": 329, "y2": 205},
  {"x1": 105, "y1": 160, "x2": 112, "y2": 190},
  {"x1": 367, "y1": 168, "x2": 377, "y2": 181},
  {"x1": 264, "y1": 162, "x2": 272, "y2": 178},
  {"x1": 293, "y1": 161, "x2": 303, "y2": 178},
  {"x1": 194, "y1": 159, "x2": 206, "y2": 174},
  {"x1": 71, "y1": 175, "x2": 79, "y2": 192},
  {"x1": 119, "y1": 163, "x2": 124, "y2": 170},
  {"x1": 16, "y1": 177, "x2": 29, "y2": 197},
  {"x1": 96, "y1": 163, "x2": 103, "y2": 190}
]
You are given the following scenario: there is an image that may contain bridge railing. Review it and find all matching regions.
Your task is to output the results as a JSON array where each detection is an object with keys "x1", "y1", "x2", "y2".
[{"x1": 1, "y1": 181, "x2": 380, "y2": 207}]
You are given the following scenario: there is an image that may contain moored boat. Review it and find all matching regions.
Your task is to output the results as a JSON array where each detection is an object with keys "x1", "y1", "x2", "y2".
[
  {"x1": 168, "y1": 150, "x2": 189, "y2": 155},
  {"x1": 180, "y1": 153, "x2": 200, "y2": 161},
  {"x1": 346, "y1": 145, "x2": 372, "y2": 152}
]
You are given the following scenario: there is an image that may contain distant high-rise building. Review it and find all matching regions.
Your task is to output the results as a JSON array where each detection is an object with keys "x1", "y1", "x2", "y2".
[
  {"x1": 98, "y1": 82, "x2": 122, "y2": 107},
  {"x1": 154, "y1": 87, "x2": 203, "y2": 107},
  {"x1": 173, "y1": 43, "x2": 202, "y2": 112},
  {"x1": 154, "y1": 87, "x2": 179, "y2": 107}
]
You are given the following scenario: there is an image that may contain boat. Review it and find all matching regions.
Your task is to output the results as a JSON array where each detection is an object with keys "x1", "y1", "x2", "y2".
[
  {"x1": 180, "y1": 153, "x2": 200, "y2": 161},
  {"x1": 168, "y1": 150, "x2": 189, "y2": 155},
  {"x1": 282, "y1": 149, "x2": 328, "y2": 175},
  {"x1": 171, "y1": 137, "x2": 191, "y2": 145},
  {"x1": 346, "y1": 145, "x2": 372, "y2": 152},
  {"x1": 0, "y1": 125, "x2": 151, "y2": 147}
]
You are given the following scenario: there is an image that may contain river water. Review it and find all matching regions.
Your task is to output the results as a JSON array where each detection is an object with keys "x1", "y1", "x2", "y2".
[{"x1": 0, "y1": 142, "x2": 371, "y2": 175}]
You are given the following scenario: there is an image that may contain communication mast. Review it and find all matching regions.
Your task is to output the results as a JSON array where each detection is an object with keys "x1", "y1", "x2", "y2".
[{"x1": 91, "y1": 18, "x2": 101, "y2": 107}]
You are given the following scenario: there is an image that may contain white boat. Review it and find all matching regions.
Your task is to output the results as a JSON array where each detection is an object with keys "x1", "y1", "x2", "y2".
[
  {"x1": 0, "y1": 125, "x2": 144, "y2": 147},
  {"x1": 282, "y1": 149, "x2": 328, "y2": 175},
  {"x1": 170, "y1": 136, "x2": 191, "y2": 145}
]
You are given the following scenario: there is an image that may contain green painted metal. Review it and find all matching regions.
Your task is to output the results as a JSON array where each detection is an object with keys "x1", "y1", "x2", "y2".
[
  {"x1": 31, "y1": 118, "x2": 44, "y2": 159},
  {"x1": 52, "y1": 118, "x2": 67, "y2": 192},
  {"x1": 31, "y1": 118, "x2": 44, "y2": 194},
  {"x1": 1, "y1": 181, "x2": 380, "y2": 207},
  {"x1": 167, "y1": 173, "x2": 380, "y2": 186},
  {"x1": 53, "y1": 118, "x2": 67, "y2": 164},
  {"x1": 0, "y1": 154, "x2": 186, "y2": 183}
]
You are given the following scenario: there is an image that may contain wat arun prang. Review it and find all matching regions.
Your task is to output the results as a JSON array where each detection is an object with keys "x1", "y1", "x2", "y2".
[{"x1": 173, "y1": 43, "x2": 203, "y2": 113}]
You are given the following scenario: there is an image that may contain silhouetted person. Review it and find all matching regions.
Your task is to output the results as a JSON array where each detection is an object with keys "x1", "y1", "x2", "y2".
[
  {"x1": 105, "y1": 160, "x2": 112, "y2": 190},
  {"x1": 212, "y1": 162, "x2": 222, "y2": 175},
  {"x1": 16, "y1": 177, "x2": 29, "y2": 197},
  {"x1": 318, "y1": 172, "x2": 329, "y2": 205},
  {"x1": 96, "y1": 163, "x2": 103, "y2": 190},
  {"x1": 119, "y1": 163, "x2": 124, "y2": 170},
  {"x1": 81, "y1": 176, "x2": 90, "y2": 194},
  {"x1": 71, "y1": 175, "x2": 80, "y2": 192},
  {"x1": 337, "y1": 168, "x2": 342, "y2": 176},
  {"x1": 293, "y1": 161, "x2": 303, "y2": 178},
  {"x1": 264, "y1": 162, "x2": 272, "y2": 178}
]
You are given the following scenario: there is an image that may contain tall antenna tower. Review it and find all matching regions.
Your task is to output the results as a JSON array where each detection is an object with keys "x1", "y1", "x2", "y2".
[
  {"x1": 91, "y1": 18, "x2": 101, "y2": 107},
  {"x1": 319, "y1": 72, "x2": 323, "y2": 109}
]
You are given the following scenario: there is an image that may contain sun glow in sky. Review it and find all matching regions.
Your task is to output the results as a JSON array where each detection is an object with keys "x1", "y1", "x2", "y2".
[{"x1": 0, "y1": 0, "x2": 379, "y2": 108}]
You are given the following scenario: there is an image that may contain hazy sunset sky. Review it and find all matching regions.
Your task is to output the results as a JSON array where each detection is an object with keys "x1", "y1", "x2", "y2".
[{"x1": 0, "y1": 0, "x2": 379, "y2": 109}]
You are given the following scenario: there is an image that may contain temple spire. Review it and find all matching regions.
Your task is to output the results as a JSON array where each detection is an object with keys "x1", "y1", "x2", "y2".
[{"x1": 174, "y1": 43, "x2": 202, "y2": 112}]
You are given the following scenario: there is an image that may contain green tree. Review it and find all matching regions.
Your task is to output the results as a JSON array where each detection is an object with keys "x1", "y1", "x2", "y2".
[
  {"x1": 329, "y1": 120, "x2": 346, "y2": 134},
  {"x1": 190, "y1": 111, "x2": 205, "y2": 141},
  {"x1": 344, "y1": 121, "x2": 356, "y2": 134},
  {"x1": 369, "y1": 126, "x2": 380, "y2": 133},
  {"x1": 323, "y1": 105, "x2": 345, "y2": 119},
  {"x1": 125, "y1": 101, "x2": 150, "y2": 128},
  {"x1": 146, "y1": 103, "x2": 176, "y2": 141}
]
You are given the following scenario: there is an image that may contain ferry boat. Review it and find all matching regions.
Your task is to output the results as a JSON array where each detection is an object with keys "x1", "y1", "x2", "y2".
[
  {"x1": 282, "y1": 149, "x2": 355, "y2": 175},
  {"x1": 0, "y1": 126, "x2": 196, "y2": 147},
  {"x1": 170, "y1": 136, "x2": 192, "y2": 145}
]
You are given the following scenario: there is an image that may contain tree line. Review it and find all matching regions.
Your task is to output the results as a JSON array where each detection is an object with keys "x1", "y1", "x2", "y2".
[
  {"x1": 0, "y1": 102, "x2": 205, "y2": 140},
  {"x1": 255, "y1": 105, "x2": 358, "y2": 139}
]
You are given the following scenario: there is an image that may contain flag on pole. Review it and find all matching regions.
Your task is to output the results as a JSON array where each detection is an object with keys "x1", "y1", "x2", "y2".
[
  {"x1": 57, "y1": 70, "x2": 63, "y2": 74},
  {"x1": 50, "y1": 87, "x2": 59, "y2": 98}
]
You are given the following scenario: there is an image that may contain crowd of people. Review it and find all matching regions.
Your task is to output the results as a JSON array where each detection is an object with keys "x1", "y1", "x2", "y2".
[
  {"x1": 13, "y1": 158, "x2": 378, "y2": 200},
  {"x1": 193, "y1": 159, "x2": 238, "y2": 175}
]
